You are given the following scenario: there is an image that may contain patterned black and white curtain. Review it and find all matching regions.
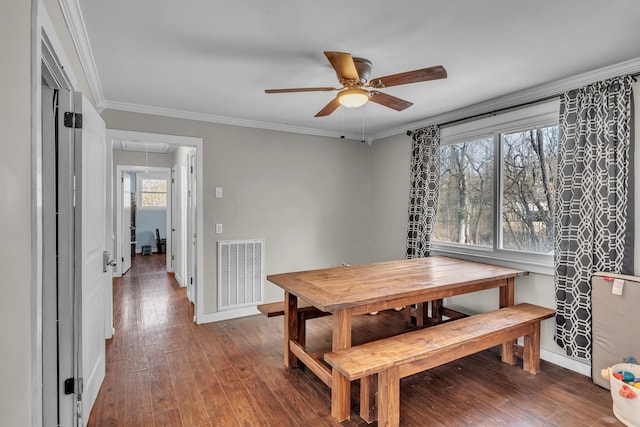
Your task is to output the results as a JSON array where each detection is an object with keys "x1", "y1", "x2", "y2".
[
  {"x1": 555, "y1": 75, "x2": 635, "y2": 359},
  {"x1": 406, "y1": 125, "x2": 440, "y2": 259}
]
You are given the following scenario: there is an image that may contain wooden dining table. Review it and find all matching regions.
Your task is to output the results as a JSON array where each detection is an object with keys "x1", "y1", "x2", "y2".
[{"x1": 267, "y1": 255, "x2": 527, "y2": 421}]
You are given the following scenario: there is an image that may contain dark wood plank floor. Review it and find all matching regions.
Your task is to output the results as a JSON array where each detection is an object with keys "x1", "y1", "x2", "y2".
[{"x1": 88, "y1": 254, "x2": 623, "y2": 426}]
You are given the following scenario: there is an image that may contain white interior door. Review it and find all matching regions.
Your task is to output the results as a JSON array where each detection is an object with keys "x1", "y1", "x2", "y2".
[
  {"x1": 121, "y1": 172, "x2": 132, "y2": 274},
  {"x1": 180, "y1": 161, "x2": 188, "y2": 287},
  {"x1": 187, "y1": 151, "x2": 197, "y2": 303},
  {"x1": 171, "y1": 167, "x2": 176, "y2": 273},
  {"x1": 77, "y1": 94, "x2": 108, "y2": 425}
]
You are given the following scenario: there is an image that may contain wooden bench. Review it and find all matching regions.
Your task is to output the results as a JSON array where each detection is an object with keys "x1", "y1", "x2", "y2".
[
  {"x1": 257, "y1": 299, "x2": 323, "y2": 317},
  {"x1": 324, "y1": 303, "x2": 555, "y2": 426}
]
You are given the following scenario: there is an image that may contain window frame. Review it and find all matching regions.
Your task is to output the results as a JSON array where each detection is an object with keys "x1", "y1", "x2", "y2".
[
  {"x1": 430, "y1": 99, "x2": 560, "y2": 275},
  {"x1": 136, "y1": 172, "x2": 169, "y2": 211}
]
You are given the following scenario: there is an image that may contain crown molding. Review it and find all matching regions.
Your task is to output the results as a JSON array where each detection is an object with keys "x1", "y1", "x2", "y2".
[
  {"x1": 374, "y1": 56, "x2": 640, "y2": 142},
  {"x1": 102, "y1": 100, "x2": 366, "y2": 142},
  {"x1": 63, "y1": 0, "x2": 640, "y2": 146},
  {"x1": 58, "y1": 0, "x2": 105, "y2": 108}
]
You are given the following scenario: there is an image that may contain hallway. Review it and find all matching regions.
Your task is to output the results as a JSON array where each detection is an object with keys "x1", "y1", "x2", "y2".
[{"x1": 88, "y1": 254, "x2": 621, "y2": 426}]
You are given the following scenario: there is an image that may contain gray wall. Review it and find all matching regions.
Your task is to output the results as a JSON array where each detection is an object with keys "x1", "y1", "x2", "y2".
[
  {"x1": 103, "y1": 111, "x2": 373, "y2": 314},
  {"x1": 4, "y1": 0, "x2": 97, "y2": 423},
  {"x1": 1, "y1": 1, "x2": 32, "y2": 424}
]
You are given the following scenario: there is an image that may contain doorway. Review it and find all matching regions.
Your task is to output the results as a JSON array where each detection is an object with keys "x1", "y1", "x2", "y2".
[
  {"x1": 41, "y1": 62, "x2": 78, "y2": 427},
  {"x1": 108, "y1": 130, "x2": 204, "y2": 323},
  {"x1": 116, "y1": 165, "x2": 172, "y2": 275}
]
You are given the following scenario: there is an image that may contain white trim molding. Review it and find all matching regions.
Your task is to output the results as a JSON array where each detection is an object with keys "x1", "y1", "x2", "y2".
[
  {"x1": 97, "y1": 56, "x2": 640, "y2": 143},
  {"x1": 541, "y1": 349, "x2": 591, "y2": 377},
  {"x1": 102, "y1": 100, "x2": 366, "y2": 142},
  {"x1": 390, "y1": 56, "x2": 640, "y2": 141},
  {"x1": 57, "y1": 0, "x2": 105, "y2": 108},
  {"x1": 56, "y1": 1, "x2": 640, "y2": 143},
  {"x1": 197, "y1": 306, "x2": 261, "y2": 324}
]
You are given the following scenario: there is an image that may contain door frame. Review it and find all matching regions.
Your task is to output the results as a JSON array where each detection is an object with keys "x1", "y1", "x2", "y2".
[
  {"x1": 107, "y1": 130, "x2": 204, "y2": 323},
  {"x1": 115, "y1": 164, "x2": 172, "y2": 275},
  {"x1": 170, "y1": 166, "x2": 177, "y2": 273},
  {"x1": 33, "y1": 4, "x2": 83, "y2": 426},
  {"x1": 187, "y1": 150, "x2": 197, "y2": 304}
]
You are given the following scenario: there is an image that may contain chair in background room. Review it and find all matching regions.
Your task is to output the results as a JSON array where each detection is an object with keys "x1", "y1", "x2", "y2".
[{"x1": 155, "y1": 228, "x2": 166, "y2": 254}]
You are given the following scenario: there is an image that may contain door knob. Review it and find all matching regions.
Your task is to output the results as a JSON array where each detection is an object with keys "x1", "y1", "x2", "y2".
[{"x1": 103, "y1": 250, "x2": 117, "y2": 272}]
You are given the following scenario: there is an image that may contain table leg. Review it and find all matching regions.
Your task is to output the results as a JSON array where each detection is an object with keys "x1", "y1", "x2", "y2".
[
  {"x1": 500, "y1": 277, "x2": 516, "y2": 365},
  {"x1": 430, "y1": 299, "x2": 443, "y2": 324},
  {"x1": 331, "y1": 309, "x2": 352, "y2": 421},
  {"x1": 284, "y1": 292, "x2": 299, "y2": 368},
  {"x1": 499, "y1": 277, "x2": 515, "y2": 307},
  {"x1": 415, "y1": 303, "x2": 428, "y2": 326}
]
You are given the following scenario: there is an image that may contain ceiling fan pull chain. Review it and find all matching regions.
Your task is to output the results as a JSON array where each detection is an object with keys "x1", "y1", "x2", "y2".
[{"x1": 361, "y1": 108, "x2": 366, "y2": 143}]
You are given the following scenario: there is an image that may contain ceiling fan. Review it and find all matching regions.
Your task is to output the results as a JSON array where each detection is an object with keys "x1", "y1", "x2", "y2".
[{"x1": 265, "y1": 51, "x2": 447, "y2": 117}]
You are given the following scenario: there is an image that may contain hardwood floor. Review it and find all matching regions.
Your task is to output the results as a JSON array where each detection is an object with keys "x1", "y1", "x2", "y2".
[{"x1": 88, "y1": 254, "x2": 623, "y2": 426}]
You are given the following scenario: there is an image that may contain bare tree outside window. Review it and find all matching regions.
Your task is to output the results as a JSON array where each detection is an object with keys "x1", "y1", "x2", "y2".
[
  {"x1": 434, "y1": 125, "x2": 557, "y2": 255},
  {"x1": 141, "y1": 178, "x2": 167, "y2": 207},
  {"x1": 435, "y1": 137, "x2": 493, "y2": 247},
  {"x1": 502, "y1": 126, "x2": 557, "y2": 253}
]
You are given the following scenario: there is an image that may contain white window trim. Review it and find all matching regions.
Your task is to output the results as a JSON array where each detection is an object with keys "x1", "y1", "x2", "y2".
[
  {"x1": 137, "y1": 172, "x2": 169, "y2": 211},
  {"x1": 432, "y1": 99, "x2": 560, "y2": 276}
]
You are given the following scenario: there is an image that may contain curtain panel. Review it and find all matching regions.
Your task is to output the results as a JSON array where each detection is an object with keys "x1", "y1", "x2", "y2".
[
  {"x1": 554, "y1": 75, "x2": 635, "y2": 359},
  {"x1": 406, "y1": 125, "x2": 440, "y2": 259}
]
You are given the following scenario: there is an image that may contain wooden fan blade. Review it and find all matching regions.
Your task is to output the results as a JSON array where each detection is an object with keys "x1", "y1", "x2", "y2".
[
  {"x1": 369, "y1": 91, "x2": 413, "y2": 111},
  {"x1": 369, "y1": 65, "x2": 447, "y2": 88},
  {"x1": 265, "y1": 87, "x2": 337, "y2": 94},
  {"x1": 324, "y1": 51, "x2": 359, "y2": 82},
  {"x1": 315, "y1": 97, "x2": 342, "y2": 117}
]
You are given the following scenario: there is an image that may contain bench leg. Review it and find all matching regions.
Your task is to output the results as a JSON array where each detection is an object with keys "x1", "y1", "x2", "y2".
[
  {"x1": 331, "y1": 370, "x2": 351, "y2": 422},
  {"x1": 377, "y1": 367, "x2": 400, "y2": 427},
  {"x1": 523, "y1": 322, "x2": 542, "y2": 374},
  {"x1": 360, "y1": 374, "x2": 377, "y2": 423},
  {"x1": 331, "y1": 310, "x2": 352, "y2": 421},
  {"x1": 501, "y1": 340, "x2": 517, "y2": 365}
]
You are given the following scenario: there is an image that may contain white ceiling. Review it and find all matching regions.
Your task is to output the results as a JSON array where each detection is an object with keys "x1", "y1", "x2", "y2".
[{"x1": 78, "y1": 0, "x2": 640, "y2": 142}]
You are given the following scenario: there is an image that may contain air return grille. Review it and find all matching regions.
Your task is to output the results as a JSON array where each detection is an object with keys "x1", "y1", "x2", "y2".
[{"x1": 217, "y1": 240, "x2": 264, "y2": 311}]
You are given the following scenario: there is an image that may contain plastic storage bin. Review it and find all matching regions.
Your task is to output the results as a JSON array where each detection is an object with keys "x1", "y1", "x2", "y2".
[{"x1": 609, "y1": 363, "x2": 640, "y2": 427}]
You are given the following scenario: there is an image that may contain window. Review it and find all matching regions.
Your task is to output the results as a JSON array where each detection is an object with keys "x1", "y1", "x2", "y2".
[
  {"x1": 138, "y1": 173, "x2": 168, "y2": 209},
  {"x1": 435, "y1": 137, "x2": 494, "y2": 247},
  {"x1": 501, "y1": 126, "x2": 558, "y2": 253},
  {"x1": 432, "y1": 101, "x2": 559, "y2": 273}
]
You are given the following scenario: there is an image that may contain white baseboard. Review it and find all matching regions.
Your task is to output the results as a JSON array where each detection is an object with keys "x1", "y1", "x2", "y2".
[
  {"x1": 541, "y1": 349, "x2": 591, "y2": 377},
  {"x1": 196, "y1": 306, "x2": 260, "y2": 324},
  {"x1": 175, "y1": 273, "x2": 186, "y2": 287}
]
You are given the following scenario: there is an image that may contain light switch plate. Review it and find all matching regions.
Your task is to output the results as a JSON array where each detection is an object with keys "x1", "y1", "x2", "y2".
[
  {"x1": 215, "y1": 187, "x2": 223, "y2": 198},
  {"x1": 215, "y1": 224, "x2": 223, "y2": 234}
]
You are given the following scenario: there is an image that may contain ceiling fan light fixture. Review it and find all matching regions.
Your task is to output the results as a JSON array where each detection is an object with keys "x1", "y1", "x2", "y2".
[{"x1": 338, "y1": 88, "x2": 369, "y2": 108}]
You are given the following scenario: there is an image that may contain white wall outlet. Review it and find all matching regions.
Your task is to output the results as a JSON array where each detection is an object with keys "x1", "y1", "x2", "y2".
[
  {"x1": 215, "y1": 187, "x2": 223, "y2": 198},
  {"x1": 215, "y1": 224, "x2": 223, "y2": 234}
]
